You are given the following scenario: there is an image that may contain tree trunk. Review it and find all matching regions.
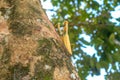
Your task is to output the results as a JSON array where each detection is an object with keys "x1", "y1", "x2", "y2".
[{"x1": 0, "y1": 0, "x2": 81, "y2": 80}]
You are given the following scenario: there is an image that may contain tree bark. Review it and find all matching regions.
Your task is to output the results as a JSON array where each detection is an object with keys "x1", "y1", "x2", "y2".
[{"x1": 0, "y1": 0, "x2": 81, "y2": 80}]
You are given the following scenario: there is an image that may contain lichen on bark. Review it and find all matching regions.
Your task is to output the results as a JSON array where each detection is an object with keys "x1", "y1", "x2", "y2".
[{"x1": 0, "y1": 0, "x2": 81, "y2": 80}]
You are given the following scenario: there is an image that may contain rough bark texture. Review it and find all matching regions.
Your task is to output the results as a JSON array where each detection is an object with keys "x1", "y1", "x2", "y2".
[{"x1": 0, "y1": 0, "x2": 81, "y2": 80}]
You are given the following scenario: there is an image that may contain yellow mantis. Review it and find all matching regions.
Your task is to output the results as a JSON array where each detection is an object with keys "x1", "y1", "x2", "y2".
[{"x1": 56, "y1": 21, "x2": 72, "y2": 55}]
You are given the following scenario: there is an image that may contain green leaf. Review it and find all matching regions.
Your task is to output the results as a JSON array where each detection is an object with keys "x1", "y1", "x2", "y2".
[
  {"x1": 90, "y1": 59, "x2": 94, "y2": 67},
  {"x1": 109, "y1": 33, "x2": 115, "y2": 44}
]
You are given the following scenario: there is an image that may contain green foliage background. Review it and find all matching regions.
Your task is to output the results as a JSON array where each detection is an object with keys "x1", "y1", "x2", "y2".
[{"x1": 44, "y1": 0, "x2": 120, "y2": 80}]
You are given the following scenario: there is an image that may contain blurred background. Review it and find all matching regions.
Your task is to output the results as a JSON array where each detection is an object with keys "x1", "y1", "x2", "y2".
[{"x1": 41, "y1": 0, "x2": 120, "y2": 80}]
